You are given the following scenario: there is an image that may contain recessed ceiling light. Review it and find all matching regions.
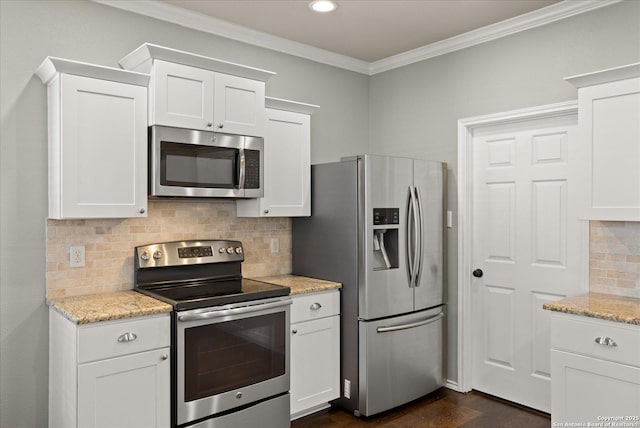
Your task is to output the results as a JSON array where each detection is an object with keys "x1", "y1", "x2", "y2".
[{"x1": 309, "y1": 0, "x2": 338, "y2": 13}]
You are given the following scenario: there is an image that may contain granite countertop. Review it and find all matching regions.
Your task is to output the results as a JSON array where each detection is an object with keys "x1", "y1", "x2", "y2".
[
  {"x1": 48, "y1": 290, "x2": 172, "y2": 325},
  {"x1": 255, "y1": 274, "x2": 342, "y2": 295},
  {"x1": 48, "y1": 275, "x2": 339, "y2": 324},
  {"x1": 543, "y1": 292, "x2": 640, "y2": 325}
]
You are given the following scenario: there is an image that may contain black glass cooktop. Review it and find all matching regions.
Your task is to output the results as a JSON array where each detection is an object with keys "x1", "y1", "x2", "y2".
[{"x1": 136, "y1": 278, "x2": 290, "y2": 311}]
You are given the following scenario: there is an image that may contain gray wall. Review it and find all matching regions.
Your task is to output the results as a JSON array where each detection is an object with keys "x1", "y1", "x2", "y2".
[
  {"x1": 1, "y1": 0, "x2": 639, "y2": 426},
  {"x1": 0, "y1": 1, "x2": 368, "y2": 426},
  {"x1": 369, "y1": 0, "x2": 640, "y2": 386}
]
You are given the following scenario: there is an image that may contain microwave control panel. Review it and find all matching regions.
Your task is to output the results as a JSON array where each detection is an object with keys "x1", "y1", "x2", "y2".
[{"x1": 244, "y1": 150, "x2": 260, "y2": 189}]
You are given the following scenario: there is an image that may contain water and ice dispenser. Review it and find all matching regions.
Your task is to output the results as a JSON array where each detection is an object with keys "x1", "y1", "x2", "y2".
[{"x1": 372, "y1": 208, "x2": 399, "y2": 270}]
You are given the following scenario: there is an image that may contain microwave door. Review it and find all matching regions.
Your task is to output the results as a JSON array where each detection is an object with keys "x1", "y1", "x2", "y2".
[
  {"x1": 160, "y1": 144, "x2": 242, "y2": 198},
  {"x1": 150, "y1": 126, "x2": 245, "y2": 198}
]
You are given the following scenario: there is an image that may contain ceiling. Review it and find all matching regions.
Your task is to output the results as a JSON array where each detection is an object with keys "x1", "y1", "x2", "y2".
[
  {"x1": 98, "y1": 0, "x2": 618, "y2": 74},
  {"x1": 161, "y1": 0, "x2": 561, "y2": 63}
]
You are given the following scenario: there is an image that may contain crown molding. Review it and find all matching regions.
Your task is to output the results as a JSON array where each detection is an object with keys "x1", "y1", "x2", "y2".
[
  {"x1": 369, "y1": 0, "x2": 623, "y2": 75},
  {"x1": 36, "y1": 56, "x2": 150, "y2": 86},
  {"x1": 94, "y1": 0, "x2": 623, "y2": 76},
  {"x1": 565, "y1": 62, "x2": 640, "y2": 88}
]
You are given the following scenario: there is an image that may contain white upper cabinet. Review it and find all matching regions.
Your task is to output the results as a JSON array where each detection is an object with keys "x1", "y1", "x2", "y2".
[
  {"x1": 153, "y1": 60, "x2": 214, "y2": 131},
  {"x1": 36, "y1": 57, "x2": 149, "y2": 219},
  {"x1": 213, "y1": 72, "x2": 266, "y2": 136},
  {"x1": 236, "y1": 97, "x2": 319, "y2": 217},
  {"x1": 566, "y1": 63, "x2": 640, "y2": 221},
  {"x1": 120, "y1": 43, "x2": 274, "y2": 137}
]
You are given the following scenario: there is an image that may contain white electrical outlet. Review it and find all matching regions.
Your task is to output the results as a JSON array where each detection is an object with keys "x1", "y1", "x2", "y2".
[
  {"x1": 270, "y1": 238, "x2": 279, "y2": 254},
  {"x1": 70, "y1": 245, "x2": 85, "y2": 268}
]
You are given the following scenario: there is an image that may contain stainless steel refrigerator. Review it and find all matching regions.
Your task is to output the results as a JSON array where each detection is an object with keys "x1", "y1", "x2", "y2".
[{"x1": 292, "y1": 154, "x2": 446, "y2": 417}]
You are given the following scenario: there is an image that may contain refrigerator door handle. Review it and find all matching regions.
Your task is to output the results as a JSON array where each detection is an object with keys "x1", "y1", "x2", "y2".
[
  {"x1": 410, "y1": 186, "x2": 420, "y2": 287},
  {"x1": 406, "y1": 186, "x2": 415, "y2": 286},
  {"x1": 406, "y1": 186, "x2": 420, "y2": 288},
  {"x1": 414, "y1": 186, "x2": 424, "y2": 287},
  {"x1": 376, "y1": 312, "x2": 444, "y2": 333}
]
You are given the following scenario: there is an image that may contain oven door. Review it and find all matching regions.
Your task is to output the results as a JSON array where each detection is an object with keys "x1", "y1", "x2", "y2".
[
  {"x1": 150, "y1": 125, "x2": 247, "y2": 198},
  {"x1": 175, "y1": 296, "x2": 291, "y2": 426}
]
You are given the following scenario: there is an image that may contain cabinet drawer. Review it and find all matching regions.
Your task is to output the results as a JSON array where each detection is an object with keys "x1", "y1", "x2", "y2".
[
  {"x1": 291, "y1": 290, "x2": 339, "y2": 324},
  {"x1": 551, "y1": 314, "x2": 640, "y2": 367},
  {"x1": 78, "y1": 315, "x2": 170, "y2": 363}
]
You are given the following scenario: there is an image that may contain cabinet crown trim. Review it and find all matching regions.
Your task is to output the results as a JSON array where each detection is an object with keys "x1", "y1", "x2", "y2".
[
  {"x1": 265, "y1": 97, "x2": 320, "y2": 115},
  {"x1": 36, "y1": 56, "x2": 150, "y2": 86},
  {"x1": 119, "y1": 43, "x2": 275, "y2": 82},
  {"x1": 565, "y1": 62, "x2": 640, "y2": 88}
]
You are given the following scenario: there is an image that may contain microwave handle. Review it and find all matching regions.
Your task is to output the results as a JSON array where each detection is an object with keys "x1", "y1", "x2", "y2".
[{"x1": 237, "y1": 149, "x2": 246, "y2": 190}]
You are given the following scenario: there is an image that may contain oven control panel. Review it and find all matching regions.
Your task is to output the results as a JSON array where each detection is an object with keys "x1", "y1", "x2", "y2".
[
  {"x1": 135, "y1": 240, "x2": 244, "y2": 268},
  {"x1": 178, "y1": 246, "x2": 214, "y2": 259}
]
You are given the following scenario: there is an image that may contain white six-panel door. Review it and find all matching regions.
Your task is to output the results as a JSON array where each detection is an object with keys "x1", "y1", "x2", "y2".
[{"x1": 471, "y1": 114, "x2": 584, "y2": 412}]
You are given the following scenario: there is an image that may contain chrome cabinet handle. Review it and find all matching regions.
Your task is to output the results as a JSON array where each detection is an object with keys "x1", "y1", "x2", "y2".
[
  {"x1": 139, "y1": 208, "x2": 146, "y2": 214},
  {"x1": 161, "y1": 354, "x2": 169, "y2": 360},
  {"x1": 217, "y1": 123, "x2": 224, "y2": 129},
  {"x1": 117, "y1": 332, "x2": 137, "y2": 343},
  {"x1": 292, "y1": 329, "x2": 298, "y2": 334},
  {"x1": 595, "y1": 336, "x2": 617, "y2": 347},
  {"x1": 310, "y1": 302, "x2": 322, "y2": 310},
  {"x1": 206, "y1": 122, "x2": 213, "y2": 127}
]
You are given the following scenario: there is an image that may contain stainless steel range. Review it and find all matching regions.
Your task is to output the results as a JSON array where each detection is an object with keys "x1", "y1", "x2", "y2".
[{"x1": 134, "y1": 240, "x2": 291, "y2": 428}]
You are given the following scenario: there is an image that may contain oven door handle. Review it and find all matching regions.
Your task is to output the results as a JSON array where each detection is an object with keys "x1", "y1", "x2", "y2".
[{"x1": 177, "y1": 298, "x2": 291, "y2": 322}]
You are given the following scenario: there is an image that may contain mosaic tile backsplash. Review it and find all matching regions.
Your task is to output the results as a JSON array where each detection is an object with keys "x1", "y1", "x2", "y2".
[
  {"x1": 46, "y1": 201, "x2": 291, "y2": 299},
  {"x1": 590, "y1": 221, "x2": 640, "y2": 298}
]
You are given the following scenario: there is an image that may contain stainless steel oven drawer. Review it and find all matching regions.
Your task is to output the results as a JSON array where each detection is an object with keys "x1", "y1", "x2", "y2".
[{"x1": 188, "y1": 393, "x2": 290, "y2": 428}]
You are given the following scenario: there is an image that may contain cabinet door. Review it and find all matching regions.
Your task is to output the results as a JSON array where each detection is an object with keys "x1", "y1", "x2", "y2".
[
  {"x1": 578, "y1": 77, "x2": 640, "y2": 220},
  {"x1": 153, "y1": 60, "x2": 214, "y2": 130},
  {"x1": 58, "y1": 74, "x2": 147, "y2": 219},
  {"x1": 78, "y1": 348, "x2": 170, "y2": 428},
  {"x1": 214, "y1": 73, "x2": 265, "y2": 136},
  {"x1": 236, "y1": 108, "x2": 310, "y2": 217},
  {"x1": 290, "y1": 315, "x2": 340, "y2": 417},
  {"x1": 551, "y1": 349, "x2": 640, "y2": 425}
]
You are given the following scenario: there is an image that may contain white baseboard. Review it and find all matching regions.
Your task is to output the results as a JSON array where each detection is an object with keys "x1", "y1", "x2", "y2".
[{"x1": 444, "y1": 379, "x2": 464, "y2": 392}]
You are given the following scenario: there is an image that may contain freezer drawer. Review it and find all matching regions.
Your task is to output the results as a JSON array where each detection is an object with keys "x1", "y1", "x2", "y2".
[{"x1": 358, "y1": 306, "x2": 444, "y2": 416}]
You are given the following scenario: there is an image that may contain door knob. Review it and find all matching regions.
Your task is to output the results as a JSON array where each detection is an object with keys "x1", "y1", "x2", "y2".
[{"x1": 472, "y1": 269, "x2": 483, "y2": 278}]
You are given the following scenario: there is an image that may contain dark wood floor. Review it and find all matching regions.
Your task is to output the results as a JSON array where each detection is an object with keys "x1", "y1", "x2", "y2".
[{"x1": 291, "y1": 388, "x2": 550, "y2": 428}]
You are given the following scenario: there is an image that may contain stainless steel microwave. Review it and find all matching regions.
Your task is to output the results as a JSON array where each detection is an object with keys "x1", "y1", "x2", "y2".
[{"x1": 149, "y1": 125, "x2": 263, "y2": 198}]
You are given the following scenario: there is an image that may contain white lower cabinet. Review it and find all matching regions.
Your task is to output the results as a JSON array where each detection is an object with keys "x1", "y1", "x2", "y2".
[
  {"x1": 49, "y1": 310, "x2": 170, "y2": 428},
  {"x1": 550, "y1": 313, "x2": 640, "y2": 425},
  {"x1": 290, "y1": 290, "x2": 340, "y2": 419}
]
